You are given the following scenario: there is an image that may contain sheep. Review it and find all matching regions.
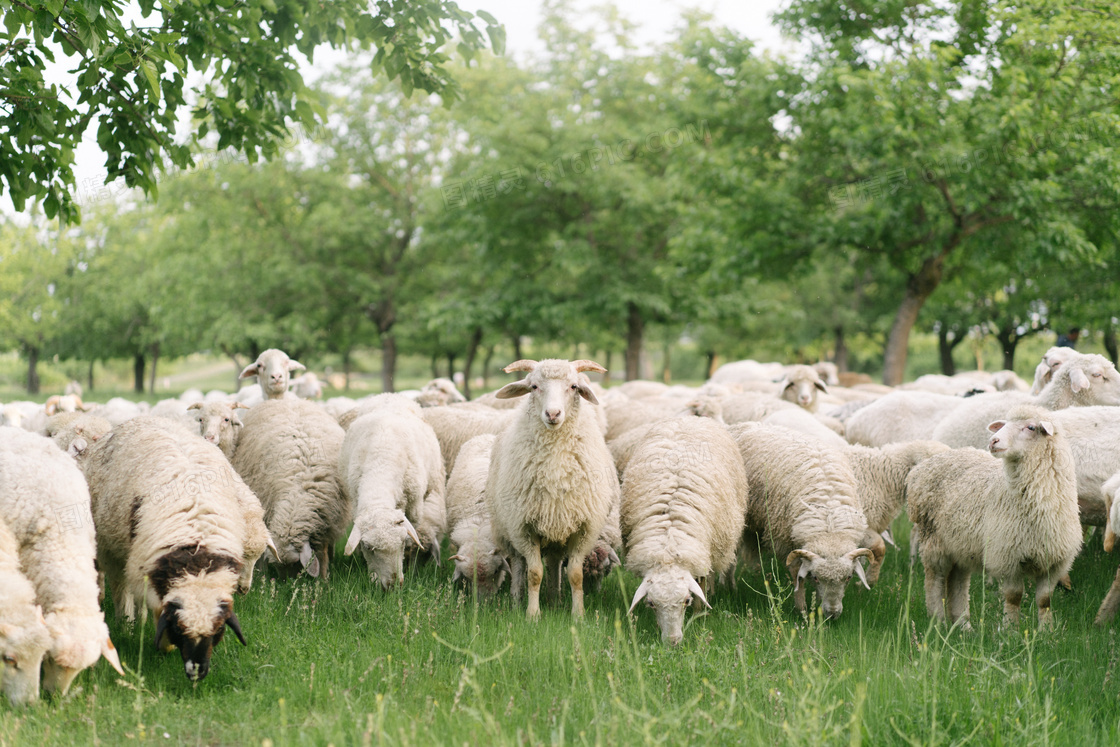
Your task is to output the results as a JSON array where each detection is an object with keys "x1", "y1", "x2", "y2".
[
  {"x1": 413, "y1": 377, "x2": 467, "y2": 407},
  {"x1": 845, "y1": 391, "x2": 972, "y2": 447},
  {"x1": 1030, "y1": 346, "x2": 1079, "y2": 395},
  {"x1": 761, "y1": 408, "x2": 848, "y2": 449},
  {"x1": 729, "y1": 423, "x2": 873, "y2": 619},
  {"x1": 445, "y1": 434, "x2": 510, "y2": 597},
  {"x1": 613, "y1": 380, "x2": 670, "y2": 400},
  {"x1": 340, "y1": 407, "x2": 444, "y2": 588},
  {"x1": 89, "y1": 397, "x2": 149, "y2": 427},
  {"x1": 44, "y1": 411, "x2": 112, "y2": 453},
  {"x1": 232, "y1": 399, "x2": 348, "y2": 580},
  {"x1": 1, "y1": 403, "x2": 26, "y2": 429},
  {"x1": 238, "y1": 348, "x2": 306, "y2": 400},
  {"x1": 814, "y1": 362, "x2": 841, "y2": 387},
  {"x1": 420, "y1": 404, "x2": 516, "y2": 475},
  {"x1": 82, "y1": 417, "x2": 266, "y2": 681},
  {"x1": 907, "y1": 405, "x2": 1082, "y2": 630},
  {"x1": 1034, "y1": 407, "x2": 1120, "y2": 527},
  {"x1": 185, "y1": 401, "x2": 249, "y2": 460},
  {"x1": 337, "y1": 393, "x2": 422, "y2": 431},
  {"x1": 485, "y1": 359, "x2": 619, "y2": 619},
  {"x1": 0, "y1": 427, "x2": 124, "y2": 695},
  {"x1": 708, "y1": 359, "x2": 786, "y2": 385},
  {"x1": 1096, "y1": 472, "x2": 1120, "y2": 625},
  {"x1": 603, "y1": 396, "x2": 684, "y2": 441},
  {"x1": 824, "y1": 398, "x2": 878, "y2": 424},
  {"x1": 0, "y1": 516, "x2": 51, "y2": 706},
  {"x1": 932, "y1": 353, "x2": 1120, "y2": 449},
  {"x1": 290, "y1": 372, "x2": 324, "y2": 399},
  {"x1": 622, "y1": 418, "x2": 748, "y2": 645},
  {"x1": 717, "y1": 392, "x2": 801, "y2": 426},
  {"x1": 841, "y1": 441, "x2": 951, "y2": 586},
  {"x1": 608, "y1": 398, "x2": 726, "y2": 479},
  {"x1": 777, "y1": 364, "x2": 829, "y2": 412},
  {"x1": 322, "y1": 396, "x2": 358, "y2": 422},
  {"x1": 45, "y1": 393, "x2": 90, "y2": 416},
  {"x1": 179, "y1": 388, "x2": 205, "y2": 403}
]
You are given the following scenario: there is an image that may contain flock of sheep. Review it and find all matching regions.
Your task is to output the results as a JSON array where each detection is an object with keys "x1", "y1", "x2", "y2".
[{"x1": 3, "y1": 345, "x2": 1120, "y2": 706}]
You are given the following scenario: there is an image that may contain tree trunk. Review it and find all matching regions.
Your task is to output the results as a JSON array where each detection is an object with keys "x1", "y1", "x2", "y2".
[
  {"x1": 625, "y1": 302, "x2": 644, "y2": 381},
  {"x1": 938, "y1": 325, "x2": 961, "y2": 376},
  {"x1": 446, "y1": 353, "x2": 456, "y2": 381},
  {"x1": 706, "y1": 351, "x2": 718, "y2": 379},
  {"x1": 149, "y1": 342, "x2": 160, "y2": 394},
  {"x1": 602, "y1": 351, "x2": 612, "y2": 386},
  {"x1": 882, "y1": 251, "x2": 949, "y2": 386},
  {"x1": 381, "y1": 334, "x2": 397, "y2": 393},
  {"x1": 1105, "y1": 324, "x2": 1118, "y2": 366},
  {"x1": 87, "y1": 359, "x2": 95, "y2": 392},
  {"x1": 343, "y1": 349, "x2": 352, "y2": 391},
  {"x1": 995, "y1": 326, "x2": 1018, "y2": 371},
  {"x1": 430, "y1": 354, "x2": 440, "y2": 379},
  {"x1": 661, "y1": 337, "x2": 672, "y2": 384},
  {"x1": 133, "y1": 353, "x2": 146, "y2": 394},
  {"x1": 512, "y1": 335, "x2": 522, "y2": 362},
  {"x1": 833, "y1": 327, "x2": 849, "y2": 373},
  {"x1": 26, "y1": 346, "x2": 40, "y2": 395},
  {"x1": 462, "y1": 327, "x2": 483, "y2": 400},
  {"x1": 481, "y1": 346, "x2": 495, "y2": 390}
]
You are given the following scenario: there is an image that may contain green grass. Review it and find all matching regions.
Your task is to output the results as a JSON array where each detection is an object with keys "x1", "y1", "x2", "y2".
[{"x1": 3, "y1": 515, "x2": 1120, "y2": 746}]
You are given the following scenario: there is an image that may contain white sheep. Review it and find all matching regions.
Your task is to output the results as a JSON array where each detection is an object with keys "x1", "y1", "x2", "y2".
[
  {"x1": 1096, "y1": 472, "x2": 1120, "y2": 625},
  {"x1": 907, "y1": 405, "x2": 1082, "y2": 630},
  {"x1": 44, "y1": 411, "x2": 112, "y2": 453},
  {"x1": 238, "y1": 348, "x2": 306, "y2": 401},
  {"x1": 290, "y1": 372, "x2": 324, "y2": 399},
  {"x1": 761, "y1": 408, "x2": 848, "y2": 449},
  {"x1": 607, "y1": 397, "x2": 725, "y2": 479},
  {"x1": 932, "y1": 353, "x2": 1120, "y2": 449},
  {"x1": 232, "y1": 399, "x2": 349, "y2": 580},
  {"x1": 83, "y1": 417, "x2": 266, "y2": 681},
  {"x1": 0, "y1": 516, "x2": 51, "y2": 706},
  {"x1": 413, "y1": 377, "x2": 468, "y2": 407},
  {"x1": 0, "y1": 427, "x2": 124, "y2": 695},
  {"x1": 623, "y1": 418, "x2": 748, "y2": 645},
  {"x1": 45, "y1": 393, "x2": 90, "y2": 416},
  {"x1": 708, "y1": 359, "x2": 786, "y2": 385},
  {"x1": 845, "y1": 391, "x2": 974, "y2": 447},
  {"x1": 777, "y1": 364, "x2": 829, "y2": 412},
  {"x1": 340, "y1": 407, "x2": 444, "y2": 588},
  {"x1": 337, "y1": 393, "x2": 422, "y2": 431},
  {"x1": 186, "y1": 401, "x2": 249, "y2": 460},
  {"x1": 420, "y1": 403, "x2": 516, "y2": 475},
  {"x1": 445, "y1": 434, "x2": 510, "y2": 597},
  {"x1": 1030, "y1": 346, "x2": 1079, "y2": 395},
  {"x1": 1040, "y1": 407, "x2": 1120, "y2": 527},
  {"x1": 729, "y1": 423, "x2": 873, "y2": 619},
  {"x1": 486, "y1": 359, "x2": 619, "y2": 619},
  {"x1": 89, "y1": 396, "x2": 149, "y2": 427}
]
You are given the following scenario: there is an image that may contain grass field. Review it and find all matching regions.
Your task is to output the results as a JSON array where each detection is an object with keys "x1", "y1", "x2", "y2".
[{"x1": 3, "y1": 515, "x2": 1119, "y2": 746}]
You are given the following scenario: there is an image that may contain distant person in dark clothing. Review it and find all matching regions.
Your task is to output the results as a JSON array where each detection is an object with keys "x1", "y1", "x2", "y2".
[{"x1": 1056, "y1": 327, "x2": 1081, "y2": 348}]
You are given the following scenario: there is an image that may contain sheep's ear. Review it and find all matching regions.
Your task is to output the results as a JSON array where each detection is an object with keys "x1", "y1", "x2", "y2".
[
  {"x1": 576, "y1": 383, "x2": 599, "y2": 405},
  {"x1": 238, "y1": 363, "x2": 261, "y2": 380},
  {"x1": 299, "y1": 541, "x2": 314, "y2": 568},
  {"x1": 102, "y1": 636, "x2": 124, "y2": 675},
  {"x1": 495, "y1": 381, "x2": 532, "y2": 399},
  {"x1": 987, "y1": 420, "x2": 1006, "y2": 433},
  {"x1": 786, "y1": 549, "x2": 817, "y2": 592},
  {"x1": 853, "y1": 558, "x2": 871, "y2": 590},
  {"x1": 628, "y1": 577, "x2": 652, "y2": 614},
  {"x1": 231, "y1": 401, "x2": 250, "y2": 410},
  {"x1": 306, "y1": 555, "x2": 321, "y2": 578},
  {"x1": 287, "y1": 359, "x2": 306, "y2": 373},
  {"x1": 1038, "y1": 420, "x2": 1055, "y2": 436},
  {"x1": 266, "y1": 535, "x2": 280, "y2": 562},
  {"x1": 230, "y1": 412, "x2": 244, "y2": 427},
  {"x1": 402, "y1": 518, "x2": 423, "y2": 549},
  {"x1": 778, "y1": 378, "x2": 792, "y2": 391},
  {"x1": 881, "y1": 529, "x2": 897, "y2": 549},
  {"x1": 687, "y1": 576, "x2": 711, "y2": 610},
  {"x1": 344, "y1": 525, "x2": 362, "y2": 556},
  {"x1": 814, "y1": 381, "x2": 829, "y2": 393},
  {"x1": 451, "y1": 567, "x2": 463, "y2": 583},
  {"x1": 1070, "y1": 367, "x2": 1091, "y2": 393},
  {"x1": 187, "y1": 402, "x2": 203, "y2": 411}
]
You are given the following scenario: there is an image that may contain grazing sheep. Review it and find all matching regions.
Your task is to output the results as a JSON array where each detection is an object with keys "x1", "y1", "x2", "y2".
[
  {"x1": 0, "y1": 427, "x2": 124, "y2": 695},
  {"x1": 83, "y1": 417, "x2": 264, "y2": 681},
  {"x1": 729, "y1": 423, "x2": 873, "y2": 619},
  {"x1": 186, "y1": 401, "x2": 249, "y2": 460},
  {"x1": 420, "y1": 404, "x2": 515, "y2": 475},
  {"x1": 486, "y1": 359, "x2": 619, "y2": 619},
  {"x1": 932, "y1": 353, "x2": 1120, "y2": 449},
  {"x1": 607, "y1": 398, "x2": 725, "y2": 479},
  {"x1": 238, "y1": 348, "x2": 306, "y2": 401},
  {"x1": 841, "y1": 441, "x2": 951, "y2": 585},
  {"x1": 445, "y1": 434, "x2": 510, "y2": 597},
  {"x1": 0, "y1": 517, "x2": 51, "y2": 706},
  {"x1": 413, "y1": 377, "x2": 468, "y2": 407},
  {"x1": 340, "y1": 408, "x2": 444, "y2": 588},
  {"x1": 907, "y1": 406, "x2": 1082, "y2": 630},
  {"x1": 1095, "y1": 473, "x2": 1120, "y2": 625},
  {"x1": 623, "y1": 418, "x2": 748, "y2": 645},
  {"x1": 232, "y1": 400, "x2": 348, "y2": 580}
]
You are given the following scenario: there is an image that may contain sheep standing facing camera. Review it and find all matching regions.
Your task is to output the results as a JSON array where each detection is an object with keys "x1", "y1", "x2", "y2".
[
  {"x1": 238, "y1": 348, "x2": 305, "y2": 400},
  {"x1": 485, "y1": 359, "x2": 618, "y2": 620}
]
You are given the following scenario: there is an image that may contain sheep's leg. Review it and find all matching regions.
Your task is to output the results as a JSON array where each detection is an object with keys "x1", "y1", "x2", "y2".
[
  {"x1": 1001, "y1": 578, "x2": 1024, "y2": 628},
  {"x1": 567, "y1": 553, "x2": 585, "y2": 619},
  {"x1": 526, "y1": 543, "x2": 544, "y2": 621},
  {"x1": 865, "y1": 532, "x2": 886, "y2": 588},
  {"x1": 786, "y1": 557, "x2": 807, "y2": 615},
  {"x1": 1094, "y1": 566, "x2": 1120, "y2": 626},
  {"x1": 1104, "y1": 492, "x2": 1116, "y2": 553},
  {"x1": 947, "y1": 565, "x2": 972, "y2": 631},
  {"x1": 1035, "y1": 574, "x2": 1057, "y2": 630},
  {"x1": 509, "y1": 555, "x2": 526, "y2": 602},
  {"x1": 923, "y1": 564, "x2": 947, "y2": 624},
  {"x1": 909, "y1": 531, "x2": 920, "y2": 567}
]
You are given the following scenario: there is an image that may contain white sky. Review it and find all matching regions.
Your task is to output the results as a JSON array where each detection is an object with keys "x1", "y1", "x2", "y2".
[{"x1": 7, "y1": 0, "x2": 789, "y2": 219}]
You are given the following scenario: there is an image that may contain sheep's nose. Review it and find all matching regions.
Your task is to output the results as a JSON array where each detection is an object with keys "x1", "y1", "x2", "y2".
[
  {"x1": 545, "y1": 410, "x2": 562, "y2": 423},
  {"x1": 667, "y1": 632, "x2": 683, "y2": 646},
  {"x1": 823, "y1": 604, "x2": 842, "y2": 620}
]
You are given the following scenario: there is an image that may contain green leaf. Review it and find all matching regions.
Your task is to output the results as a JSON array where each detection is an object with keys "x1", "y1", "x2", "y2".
[{"x1": 139, "y1": 59, "x2": 161, "y2": 101}]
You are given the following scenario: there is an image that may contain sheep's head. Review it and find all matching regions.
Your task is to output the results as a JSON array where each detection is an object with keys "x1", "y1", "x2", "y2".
[
  {"x1": 450, "y1": 546, "x2": 511, "y2": 598},
  {"x1": 416, "y1": 378, "x2": 466, "y2": 407},
  {"x1": 495, "y1": 359, "x2": 606, "y2": 429},
  {"x1": 154, "y1": 568, "x2": 244, "y2": 683},
  {"x1": 787, "y1": 548, "x2": 872, "y2": 620},
  {"x1": 344, "y1": 509, "x2": 422, "y2": 590},
  {"x1": 0, "y1": 605, "x2": 50, "y2": 707},
  {"x1": 239, "y1": 349, "x2": 305, "y2": 400},
  {"x1": 40, "y1": 611, "x2": 122, "y2": 695},
  {"x1": 1059, "y1": 354, "x2": 1120, "y2": 405},
  {"x1": 777, "y1": 365, "x2": 828, "y2": 411},
  {"x1": 988, "y1": 407, "x2": 1058, "y2": 459},
  {"x1": 628, "y1": 568, "x2": 710, "y2": 646},
  {"x1": 188, "y1": 401, "x2": 248, "y2": 458},
  {"x1": 269, "y1": 537, "x2": 324, "y2": 578}
]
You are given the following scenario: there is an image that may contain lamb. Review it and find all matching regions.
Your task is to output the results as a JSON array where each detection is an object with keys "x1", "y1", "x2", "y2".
[
  {"x1": 238, "y1": 348, "x2": 306, "y2": 400},
  {"x1": 445, "y1": 434, "x2": 510, "y2": 597},
  {"x1": 340, "y1": 407, "x2": 444, "y2": 588},
  {"x1": 0, "y1": 516, "x2": 51, "y2": 706},
  {"x1": 0, "y1": 427, "x2": 124, "y2": 695},
  {"x1": 420, "y1": 404, "x2": 516, "y2": 475},
  {"x1": 729, "y1": 423, "x2": 873, "y2": 619},
  {"x1": 186, "y1": 401, "x2": 249, "y2": 460},
  {"x1": 622, "y1": 418, "x2": 748, "y2": 645},
  {"x1": 841, "y1": 441, "x2": 951, "y2": 586},
  {"x1": 1096, "y1": 472, "x2": 1120, "y2": 624},
  {"x1": 232, "y1": 399, "x2": 349, "y2": 580},
  {"x1": 82, "y1": 417, "x2": 266, "y2": 681},
  {"x1": 485, "y1": 359, "x2": 619, "y2": 619},
  {"x1": 932, "y1": 353, "x2": 1120, "y2": 449},
  {"x1": 907, "y1": 405, "x2": 1082, "y2": 630}
]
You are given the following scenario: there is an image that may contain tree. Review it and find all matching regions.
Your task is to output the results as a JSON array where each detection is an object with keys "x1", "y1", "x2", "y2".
[{"x1": 1, "y1": 0, "x2": 504, "y2": 223}]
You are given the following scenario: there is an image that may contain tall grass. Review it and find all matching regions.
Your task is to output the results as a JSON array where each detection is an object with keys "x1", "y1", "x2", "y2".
[{"x1": 3, "y1": 515, "x2": 1120, "y2": 745}]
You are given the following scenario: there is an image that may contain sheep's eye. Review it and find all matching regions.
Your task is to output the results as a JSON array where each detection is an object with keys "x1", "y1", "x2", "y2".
[
  {"x1": 2, "y1": 654, "x2": 16, "y2": 669},
  {"x1": 646, "y1": 601, "x2": 654, "y2": 608},
  {"x1": 530, "y1": 385, "x2": 538, "y2": 391},
  {"x1": 1027, "y1": 425, "x2": 1036, "y2": 431},
  {"x1": 571, "y1": 384, "x2": 578, "y2": 390},
  {"x1": 223, "y1": 418, "x2": 230, "y2": 423}
]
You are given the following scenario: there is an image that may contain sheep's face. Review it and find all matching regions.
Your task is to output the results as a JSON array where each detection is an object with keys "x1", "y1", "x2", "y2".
[
  {"x1": 239, "y1": 349, "x2": 305, "y2": 400},
  {"x1": 629, "y1": 569, "x2": 710, "y2": 646},
  {"x1": 0, "y1": 608, "x2": 50, "y2": 707},
  {"x1": 41, "y1": 612, "x2": 120, "y2": 695},
  {"x1": 417, "y1": 378, "x2": 466, "y2": 407},
  {"x1": 156, "y1": 582, "x2": 244, "y2": 682},
  {"x1": 495, "y1": 359, "x2": 604, "y2": 429},
  {"x1": 450, "y1": 545, "x2": 511, "y2": 598},
  {"x1": 778, "y1": 366, "x2": 827, "y2": 411},
  {"x1": 1062, "y1": 356, "x2": 1120, "y2": 405},
  {"x1": 344, "y1": 510, "x2": 421, "y2": 590},
  {"x1": 189, "y1": 403, "x2": 244, "y2": 456},
  {"x1": 988, "y1": 414, "x2": 1056, "y2": 458},
  {"x1": 788, "y1": 549, "x2": 872, "y2": 620}
]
